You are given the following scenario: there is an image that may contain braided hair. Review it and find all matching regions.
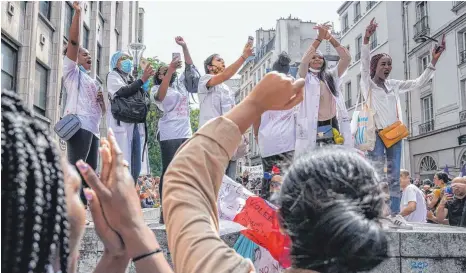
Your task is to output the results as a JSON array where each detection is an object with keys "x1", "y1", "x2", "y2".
[
  {"x1": 1, "y1": 90, "x2": 70, "y2": 273},
  {"x1": 370, "y1": 53, "x2": 391, "y2": 79}
]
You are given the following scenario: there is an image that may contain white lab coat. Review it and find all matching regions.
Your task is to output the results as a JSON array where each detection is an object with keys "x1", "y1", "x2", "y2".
[
  {"x1": 106, "y1": 71, "x2": 147, "y2": 171},
  {"x1": 295, "y1": 68, "x2": 353, "y2": 157}
]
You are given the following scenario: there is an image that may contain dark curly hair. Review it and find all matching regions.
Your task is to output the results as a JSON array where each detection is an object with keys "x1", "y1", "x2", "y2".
[
  {"x1": 1, "y1": 90, "x2": 70, "y2": 273},
  {"x1": 153, "y1": 64, "x2": 177, "y2": 86},
  {"x1": 272, "y1": 52, "x2": 291, "y2": 74},
  {"x1": 279, "y1": 146, "x2": 388, "y2": 272}
]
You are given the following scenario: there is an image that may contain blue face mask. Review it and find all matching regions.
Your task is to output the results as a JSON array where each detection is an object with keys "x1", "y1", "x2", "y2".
[
  {"x1": 79, "y1": 65, "x2": 88, "y2": 73},
  {"x1": 120, "y1": 59, "x2": 133, "y2": 73}
]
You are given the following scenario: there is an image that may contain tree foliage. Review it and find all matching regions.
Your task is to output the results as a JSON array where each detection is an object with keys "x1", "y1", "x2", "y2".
[{"x1": 144, "y1": 57, "x2": 199, "y2": 176}]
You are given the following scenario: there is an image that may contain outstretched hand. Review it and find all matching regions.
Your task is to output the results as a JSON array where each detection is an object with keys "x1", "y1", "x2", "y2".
[
  {"x1": 365, "y1": 18, "x2": 378, "y2": 38},
  {"x1": 175, "y1": 36, "x2": 186, "y2": 47},
  {"x1": 432, "y1": 34, "x2": 446, "y2": 60},
  {"x1": 314, "y1": 23, "x2": 332, "y2": 40}
]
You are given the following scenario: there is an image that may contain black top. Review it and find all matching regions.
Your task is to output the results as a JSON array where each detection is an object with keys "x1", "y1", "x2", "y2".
[{"x1": 446, "y1": 197, "x2": 466, "y2": 227}]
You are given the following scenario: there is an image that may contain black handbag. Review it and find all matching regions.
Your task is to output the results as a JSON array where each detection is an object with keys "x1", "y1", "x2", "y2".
[{"x1": 54, "y1": 71, "x2": 82, "y2": 141}]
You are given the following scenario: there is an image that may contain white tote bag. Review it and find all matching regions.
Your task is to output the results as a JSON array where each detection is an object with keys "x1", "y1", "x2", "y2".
[{"x1": 353, "y1": 88, "x2": 376, "y2": 152}]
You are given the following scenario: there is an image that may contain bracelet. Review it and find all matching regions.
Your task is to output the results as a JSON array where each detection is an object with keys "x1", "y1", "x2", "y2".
[
  {"x1": 132, "y1": 248, "x2": 163, "y2": 262},
  {"x1": 241, "y1": 55, "x2": 247, "y2": 61},
  {"x1": 316, "y1": 38, "x2": 322, "y2": 42}
]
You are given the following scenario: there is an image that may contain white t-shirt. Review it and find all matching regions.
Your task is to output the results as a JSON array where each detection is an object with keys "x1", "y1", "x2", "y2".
[
  {"x1": 400, "y1": 184, "x2": 427, "y2": 223},
  {"x1": 152, "y1": 79, "x2": 192, "y2": 141},
  {"x1": 62, "y1": 56, "x2": 102, "y2": 138},
  {"x1": 198, "y1": 74, "x2": 235, "y2": 127},
  {"x1": 258, "y1": 109, "x2": 296, "y2": 158}
]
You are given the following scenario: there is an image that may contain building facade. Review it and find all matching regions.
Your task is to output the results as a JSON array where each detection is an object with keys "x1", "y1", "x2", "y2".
[
  {"x1": 1, "y1": 1, "x2": 144, "y2": 151},
  {"x1": 403, "y1": 1, "x2": 466, "y2": 179}
]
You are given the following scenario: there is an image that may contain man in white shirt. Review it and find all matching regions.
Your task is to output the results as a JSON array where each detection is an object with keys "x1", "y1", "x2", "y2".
[{"x1": 399, "y1": 169, "x2": 427, "y2": 223}]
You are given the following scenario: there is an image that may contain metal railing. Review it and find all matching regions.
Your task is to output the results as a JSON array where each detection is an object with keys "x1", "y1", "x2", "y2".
[
  {"x1": 460, "y1": 50, "x2": 466, "y2": 65},
  {"x1": 452, "y1": 1, "x2": 466, "y2": 11},
  {"x1": 460, "y1": 110, "x2": 466, "y2": 123},
  {"x1": 414, "y1": 16, "x2": 429, "y2": 38},
  {"x1": 355, "y1": 52, "x2": 361, "y2": 61},
  {"x1": 418, "y1": 120, "x2": 434, "y2": 135},
  {"x1": 342, "y1": 26, "x2": 349, "y2": 34},
  {"x1": 345, "y1": 99, "x2": 352, "y2": 109},
  {"x1": 354, "y1": 14, "x2": 361, "y2": 23},
  {"x1": 367, "y1": 1, "x2": 376, "y2": 11}
]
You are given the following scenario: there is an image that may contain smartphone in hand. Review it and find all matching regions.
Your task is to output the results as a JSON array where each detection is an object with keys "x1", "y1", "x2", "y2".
[
  {"x1": 172, "y1": 52, "x2": 181, "y2": 60},
  {"x1": 140, "y1": 58, "x2": 148, "y2": 70}
]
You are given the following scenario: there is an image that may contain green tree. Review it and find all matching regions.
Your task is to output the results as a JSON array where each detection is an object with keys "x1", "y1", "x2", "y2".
[{"x1": 143, "y1": 57, "x2": 199, "y2": 176}]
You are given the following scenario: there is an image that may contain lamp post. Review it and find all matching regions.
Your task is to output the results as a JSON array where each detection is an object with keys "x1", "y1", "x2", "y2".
[
  {"x1": 128, "y1": 43, "x2": 146, "y2": 78},
  {"x1": 414, "y1": 34, "x2": 438, "y2": 44}
]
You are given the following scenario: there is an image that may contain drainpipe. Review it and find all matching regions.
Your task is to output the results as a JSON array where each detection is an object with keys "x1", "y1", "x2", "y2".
[{"x1": 402, "y1": 1, "x2": 412, "y2": 172}]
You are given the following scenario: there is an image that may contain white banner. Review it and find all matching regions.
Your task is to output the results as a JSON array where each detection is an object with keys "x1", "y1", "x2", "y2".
[
  {"x1": 242, "y1": 165, "x2": 264, "y2": 180},
  {"x1": 218, "y1": 175, "x2": 254, "y2": 221},
  {"x1": 254, "y1": 245, "x2": 284, "y2": 273}
]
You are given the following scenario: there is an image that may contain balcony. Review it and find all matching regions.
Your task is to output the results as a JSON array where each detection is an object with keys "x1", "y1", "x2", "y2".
[
  {"x1": 460, "y1": 110, "x2": 466, "y2": 123},
  {"x1": 418, "y1": 120, "x2": 434, "y2": 135},
  {"x1": 355, "y1": 52, "x2": 361, "y2": 61},
  {"x1": 460, "y1": 50, "x2": 466, "y2": 65},
  {"x1": 414, "y1": 16, "x2": 430, "y2": 39},
  {"x1": 366, "y1": 1, "x2": 376, "y2": 11},
  {"x1": 354, "y1": 14, "x2": 361, "y2": 23},
  {"x1": 452, "y1": 1, "x2": 466, "y2": 12},
  {"x1": 345, "y1": 99, "x2": 352, "y2": 109}
]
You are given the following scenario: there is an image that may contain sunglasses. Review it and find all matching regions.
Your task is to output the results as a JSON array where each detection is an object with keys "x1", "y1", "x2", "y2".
[{"x1": 121, "y1": 56, "x2": 133, "y2": 61}]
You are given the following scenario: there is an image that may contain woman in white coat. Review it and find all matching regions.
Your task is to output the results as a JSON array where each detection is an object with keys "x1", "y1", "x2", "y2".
[
  {"x1": 107, "y1": 51, "x2": 154, "y2": 182},
  {"x1": 295, "y1": 24, "x2": 352, "y2": 156}
]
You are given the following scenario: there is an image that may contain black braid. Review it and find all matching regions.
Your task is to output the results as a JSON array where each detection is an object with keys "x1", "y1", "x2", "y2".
[{"x1": 1, "y1": 90, "x2": 70, "y2": 273}]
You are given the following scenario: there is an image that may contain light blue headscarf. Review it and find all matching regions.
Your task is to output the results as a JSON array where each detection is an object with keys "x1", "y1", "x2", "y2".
[{"x1": 110, "y1": 51, "x2": 123, "y2": 71}]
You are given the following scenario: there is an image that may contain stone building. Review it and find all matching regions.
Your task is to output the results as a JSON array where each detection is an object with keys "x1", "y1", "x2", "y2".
[{"x1": 1, "y1": 1, "x2": 145, "y2": 151}]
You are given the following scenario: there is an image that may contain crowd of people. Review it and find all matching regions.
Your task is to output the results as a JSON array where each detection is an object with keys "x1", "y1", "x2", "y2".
[{"x1": 2, "y1": 2, "x2": 465, "y2": 273}]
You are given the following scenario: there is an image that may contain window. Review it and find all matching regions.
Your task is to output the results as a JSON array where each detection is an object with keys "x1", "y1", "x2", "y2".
[
  {"x1": 357, "y1": 74, "x2": 363, "y2": 103},
  {"x1": 414, "y1": 2, "x2": 429, "y2": 37},
  {"x1": 39, "y1": 1, "x2": 51, "y2": 20},
  {"x1": 420, "y1": 156, "x2": 437, "y2": 172},
  {"x1": 460, "y1": 32, "x2": 466, "y2": 64},
  {"x1": 83, "y1": 24, "x2": 89, "y2": 49},
  {"x1": 354, "y1": 2, "x2": 361, "y2": 22},
  {"x1": 96, "y1": 43, "x2": 102, "y2": 76},
  {"x1": 342, "y1": 14, "x2": 349, "y2": 33},
  {"x1": 34, "y1": 62, "x2": 48, "y2": 116},
  {"x1": 367, "y1": 1, "x2": 376, "y2": 11},
  {"x1": 345, "y1": 82, "x2": 352, "y2": 108},
  {"x1": 99, "y1": 1, "x2": 103, "y2": 13},
  {"x1": 355, "y1": 36, "x2": 362, "y2": 61},
  {"x1": 370, "y1": 30, "x2": 378, "y2": 50},
  {"x1": 420, "y1": 54, "x2": 430, "y2": 72},
  {"x1": 416, "y1": 1, "x2": 428, "y2": 20},
  {"x1": 64, "y1": 2, "x2": 73, "y2": 40},
  {"x1": 1, "y1": 40, "x2": 18, "y2": 92},
  {"x1": 421, "y1": 95, "x2": 433, "y2": 122}
]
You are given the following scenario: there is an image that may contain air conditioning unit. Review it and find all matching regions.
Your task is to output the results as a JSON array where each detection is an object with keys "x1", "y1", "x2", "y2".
[
  {"x1": 7, "y1": 2, "x2": 15, "y2": 16},
  {"x1": 40, "y1": 34, "x2": 46, "y2": 45}
]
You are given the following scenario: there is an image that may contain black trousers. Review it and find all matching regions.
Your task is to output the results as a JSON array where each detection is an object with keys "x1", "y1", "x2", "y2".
[
  {"x1": 159, "y1": 137, "x2": 188, "y2": 203},
  {"x1": 260, "y1": 150, "x2": 294, "y2": 200},
  {"x1": 67, "y1": 128, "x2": 99, "y2": 205}
]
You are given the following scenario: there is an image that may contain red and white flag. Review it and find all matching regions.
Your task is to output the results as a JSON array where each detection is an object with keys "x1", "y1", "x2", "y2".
[{"x1": 218, "y1": 175, "x2": 291, "y2": 269}]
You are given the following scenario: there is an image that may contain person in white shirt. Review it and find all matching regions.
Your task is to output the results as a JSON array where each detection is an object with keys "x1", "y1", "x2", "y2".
[
  {"x1": 399, "y1": 169, "x2": 427, "y2": 223},
  {"x1": 152, "y1": 36, "x2": 199, "y2": 223},
  {"x1": 361, "y1": 18, "x2": 445, "y2": 214},
  {"x1": 198, "y1": 41, "x2": 253, "y2": 179},
  {"x1": 62, "y1": 2, "x2": 105, "y2": 204},
  {"x1": 253, "y1": 52, "x2": 296, "y2": 200},
  {"x1": 295, "y1": 23, "x2": 352, "y2": 155},
  {"x1": 107, "y1": 51, "x2": 154, "y2": 182}
]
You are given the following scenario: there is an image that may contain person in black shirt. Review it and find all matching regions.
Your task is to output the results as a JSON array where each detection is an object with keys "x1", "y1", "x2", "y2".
[{"x1": 435, "y1": 177, "x2": 466, "y2": 227}]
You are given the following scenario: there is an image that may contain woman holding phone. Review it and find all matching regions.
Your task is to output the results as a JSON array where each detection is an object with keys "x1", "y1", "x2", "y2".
[
  {"x1": 361, "y1": 18, "x2": 445, "y2": 214},
  {"x1": 152, "y1": 36, "x2": 200, "y2": 224},
  {"x1": 107, "y1": 51, "x2": 154, "y2": 182},
  {"x1": 199, "y1": 38, "x2": 253, "y2": 179}
]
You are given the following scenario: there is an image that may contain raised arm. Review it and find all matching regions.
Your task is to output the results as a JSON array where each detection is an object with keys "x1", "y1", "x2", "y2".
[
  {"x1": 162, "y1": 73, "x2": 304, "y2": 273},
  {"x1": 206, "y1": 44, "x2": 253, "y2": 87},
  {"x1": 66, "y1": 2, "x2": 81, "y2": 62},
  {"x1": 175, "y1": 36, "x2": 193, "y2": 65},
  {"x1": 361, "y1": 18, "x2": 378, "y2": 99},
  {"x1": 154, "y1": 58, "x2": 180, "y2": 102},
  {"x1": 324, "y1": 26, "x2": 351, "y2": 77},
  {"x1": 253, "y1": 116, "x2": 261, "y2": 144},
  {"x1": 298, "y1": 38, "x2": 324, "y2": 79}
]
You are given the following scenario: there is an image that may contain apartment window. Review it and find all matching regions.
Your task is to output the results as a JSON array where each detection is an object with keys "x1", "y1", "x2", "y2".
[
  {"x1": 345, "y1": 82, "x2": 352, "y2": 108},
  {"x1": 96, "y1": 43, "x2": 102, "y2": 76},
  {"x1": 420, "y1": 94, "x2": 434, "y2": 134},
  {"x1": 39, "y1": 1, "x2": 51, "y2": 20},
  {"x1": 64, "y1": 2, "x2": 73, "y2": 40},
  {"x1": 99, "y1": 1, "x2": 103, "y2": 13},
  {"x1": 354, "y1": 2, "x2": 361, "y2": 23},
  {"x1": 416, "y1": 1, "x2": 428, "y2": 19},
  {"x1": 370, "y1": 30, "x2": 378, "y2": 50},
  {"x1": 355, "y1": 36, "x2": 362, "y2": 61},
  {"x1": 420, "y1": 54, "x2": 430, "y2": 72},
  {"x1": 414, "y1": 2, "x2": 429, "y2": 37},
  {"x1": 342, "y1": 14, "x2": 349, "y2": 33},
  {"x1": 83, "y1": 24, "x2": 90, "y2": 49},
  {"x1": 1, "y1": 40, "x2": 18, "y2": 92},
  {"x1": 367, "y1": 1, "x2": 376, "y2": 11},
  {"x1": 34, "y1": 62, "x2": 48, "y2": 116},
  {"x1": 460, "y1": 31, "x2": 466, "y2": 64}
]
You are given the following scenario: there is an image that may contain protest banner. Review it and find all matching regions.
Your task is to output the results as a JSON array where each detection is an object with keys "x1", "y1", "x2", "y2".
[{"x1": 242, "y1": 165, "x2": 264, "y2": 180}]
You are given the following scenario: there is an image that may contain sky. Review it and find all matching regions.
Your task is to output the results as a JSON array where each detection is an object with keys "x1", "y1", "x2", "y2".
[{"x1": 139, "y1": 0, "x2": 344, "y2": 75}]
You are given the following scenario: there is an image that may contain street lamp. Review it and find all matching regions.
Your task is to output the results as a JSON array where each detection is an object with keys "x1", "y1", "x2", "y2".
[
  {"x1": 414, "y1": 34, "x2": 438, "y2": 43},
  {"x1": 128, "y1": 43, "x2": 146, "y2": 78}
]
